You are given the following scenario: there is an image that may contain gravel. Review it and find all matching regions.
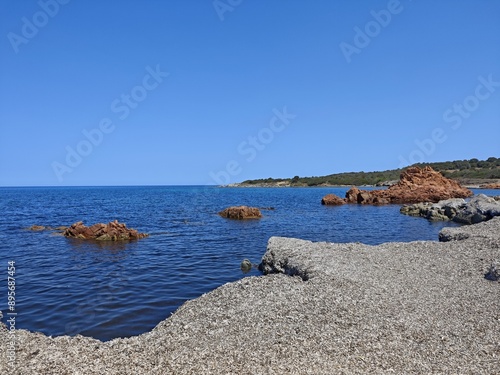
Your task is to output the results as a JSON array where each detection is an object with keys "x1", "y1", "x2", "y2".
[{"x1": 1, "y1": 217, "x2": 499, "y2": 374}]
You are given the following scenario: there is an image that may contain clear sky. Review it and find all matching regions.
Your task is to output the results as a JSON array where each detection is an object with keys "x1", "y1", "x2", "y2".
[{"x1": 1, "y1": 0, "x2": 499, "y2": 186}]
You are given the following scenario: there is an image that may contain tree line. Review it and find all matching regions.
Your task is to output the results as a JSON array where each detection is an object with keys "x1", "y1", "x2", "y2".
[{"x1": 241, "y1": 157, "x2": 500, "y2": 186}]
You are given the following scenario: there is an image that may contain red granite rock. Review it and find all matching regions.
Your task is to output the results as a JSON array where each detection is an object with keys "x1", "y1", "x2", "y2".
[
  {"x1": 323, "y1": 167, "x2": 473, "y2": 206},
  {"x1": 63, "y1": 220, "x2": 148, "y2": 240},
  {"x1": 219, "y1": 206, "x2": 262, "y2": 219},
  {"x1": 321, "y1": 194, "x2": 346, "y2": 206}
]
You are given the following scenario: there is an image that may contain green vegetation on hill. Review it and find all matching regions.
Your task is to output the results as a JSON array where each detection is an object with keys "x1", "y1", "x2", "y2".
[{"x1": 241, "y1": 157, "x2": 500, "y2": 186}]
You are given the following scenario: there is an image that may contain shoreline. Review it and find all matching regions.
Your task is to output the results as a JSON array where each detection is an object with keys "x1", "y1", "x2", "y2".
[
  {"x1": 221, "y1": 176, "x2": 500, "y2": 189},
  {"x1": 1, "y1": 218, "x2": 499, "y2": 374},
  {"x1": 221, "y1": 183, "x2": 497, "y2": 189}
]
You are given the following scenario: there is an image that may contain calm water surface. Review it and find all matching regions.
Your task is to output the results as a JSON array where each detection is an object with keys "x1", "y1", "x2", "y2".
[{"x1": 0, "y1": 186, "x2": 495, "y2": 341}]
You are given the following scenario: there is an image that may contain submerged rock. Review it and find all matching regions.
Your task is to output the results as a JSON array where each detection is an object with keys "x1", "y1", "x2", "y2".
[
  {"x1": 218, "y1": 206, "x2": 262, "y2": 220},
  {"x1": 28, "y1": 225, "x2": 47, "y2": 231},
  {"x1": 63, "y1": 220, "x2": 149, "y2": 241},
  {"x1": 27, "y1": 225, "x2": 67, "y2": 232}
]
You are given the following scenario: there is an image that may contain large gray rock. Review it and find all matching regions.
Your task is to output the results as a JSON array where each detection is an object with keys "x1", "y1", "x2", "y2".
[
  {"x1": 453, "y1": 194, "x2": 500, "y2": 224},
  {"x1": 438, "y1": 216, "x2": 500, "y2": 247},
  {"x1": 438, "y1": 228, "x2": 470, "y2": 242},
  {"x1": 400, "y1": 198, "x2": 465, "y2": 221},
  {"x1": 401, "y1": 195, "x2": 500, "y2": 224},
  {"x1": 400, "y1": 202, "x2": 433, "y2": 217},
  {"x1": 435, "y1": 198, "x2": 467, "y2": 219}
]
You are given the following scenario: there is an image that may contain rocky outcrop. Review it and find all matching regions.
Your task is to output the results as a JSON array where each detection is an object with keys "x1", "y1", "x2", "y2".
[
  {"x1": 400, "y1": 198, "x2": 466, "y2": 221},
  {"x1": 63, "y1": 220, "x2": 149, "y2": 240},
  {"x1": 453, "y1": 195, "x2": 500, "y2": 224},
  {"x1": 344, "y1": 187, "x2": 391, "y2": 205},
  {"x1": 321, "y1": 194, "x2": 346, "y2": 206},
  {"x1": 218, "y1": 206, "x2": 262, "y2": 219},
  {"x1": 322, "y1": 167, "x2": 473, "y2": 206},
  {"x1": 481, "y1": 182, "x2": 500, "y2": 189},
  {"x1": 401, "y1": 194, "x2": 500, "y2": 224}
]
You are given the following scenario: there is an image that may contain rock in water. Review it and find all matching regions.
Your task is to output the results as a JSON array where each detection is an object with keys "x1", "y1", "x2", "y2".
[
  {"x1": 218, "y1": 206, "x2": 262, "y2": 219},
  {"x1": 453, "y1": 194, "x2": 500, "y2": 224},
  {"x1": 28, "y1": 225, "x2": 46, "y2": 231},
  {"x1": 401, "y1": 194, "x2": 500, "y2": 224},
  {"x1": 385, "y1": 166, "x2": 473, "y2": 203},
  {"x1": 63, "y1": 220, "x2": 149, "y2": 241},
  {"x1": 240, "y1": 259, "x2": 252, "y2": 273},
  {"x1": 321, "y1": 194, "x2": 346, "y2": 206},
  {"x1": 322, "y1": 166, "x2": 473, "y2": 205},
  {"x1": 400, "y1": 199, "x2": 466, "y2": 221}
]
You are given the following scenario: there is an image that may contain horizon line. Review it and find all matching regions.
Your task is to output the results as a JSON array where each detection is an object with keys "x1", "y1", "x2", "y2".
[{"x1": 0, "y1": 184, "x2": 220, "y2": 188}]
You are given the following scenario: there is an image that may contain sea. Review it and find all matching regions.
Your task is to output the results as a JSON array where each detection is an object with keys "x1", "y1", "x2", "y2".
[{"x1": 0, "y1": 186, "x2": 497, "y2": 341}]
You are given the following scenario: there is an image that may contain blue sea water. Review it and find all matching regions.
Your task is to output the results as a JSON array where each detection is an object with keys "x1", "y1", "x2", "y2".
[{"x1": 0, "y1": 186, "x2": 497, "y2": 341}]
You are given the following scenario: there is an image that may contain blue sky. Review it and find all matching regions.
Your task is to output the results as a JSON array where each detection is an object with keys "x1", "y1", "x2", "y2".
[{"x1": 1, "y1": 0, "x2": 499, "y2": 186}]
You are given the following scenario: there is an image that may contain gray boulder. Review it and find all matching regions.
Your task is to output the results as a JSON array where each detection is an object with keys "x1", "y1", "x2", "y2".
[
  {"x1": 401, "y1": 195, "x2": 500, "y2": 224},
  {"x1": 435, "y1": 198, "x2": 467, "y2": 219},
  {"x1": 453, "y1": 194, "x2": 500, "y2": 224},
  {"x1": 400, "y1": 198, "x2": 466, "y2": 221},
  {"x1": 400, "y1": 202, "x2": 432, "y2": 217},
  {"x1": 438, "y1": 229, "x2": 470, "y2": 242}
]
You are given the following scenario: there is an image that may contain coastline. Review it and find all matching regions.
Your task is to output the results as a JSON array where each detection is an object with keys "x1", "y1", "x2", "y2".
[
  {"x1": 2, "y1": 218, "x2": 499, "y2": 374},
  {"x1": 221, "y1": 179, "x2": 499, "y2": 189},
  {"x1": 221, "y1": 183, "x2": 387, "y2": 188}
]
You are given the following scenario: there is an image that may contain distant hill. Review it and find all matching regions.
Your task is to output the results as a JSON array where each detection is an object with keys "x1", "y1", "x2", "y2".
[{"x1": 239, "y1": 157, "x2": 500, "y2": 187}]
